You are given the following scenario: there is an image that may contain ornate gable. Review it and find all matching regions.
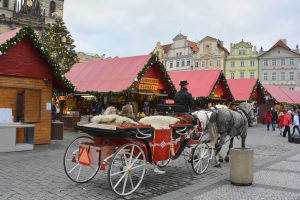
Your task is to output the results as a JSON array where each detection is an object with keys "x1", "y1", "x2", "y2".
[{"x1": 172, "y1": 33, "x2": 187, "y2": 41}]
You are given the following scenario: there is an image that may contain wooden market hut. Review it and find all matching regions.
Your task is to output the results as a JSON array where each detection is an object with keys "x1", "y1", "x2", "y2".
[
  {"x1": 168, "y1": 70, "x2": 233, "y2": 108},
  {"x1": 263, "y1": 84, "x2": 300, "y2": 110},
  {"x1": 66, "y1": 54, "x2": 176, "y2": 116},
  {"x1": 227, "y1": 79, "x2": 266, "y2": 122},
  {"x1": 0, "y1": 27, "x2": 74, "y2": 144}
]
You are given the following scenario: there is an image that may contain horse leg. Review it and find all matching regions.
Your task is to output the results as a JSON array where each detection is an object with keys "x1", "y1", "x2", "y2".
[
  {"x1": 214, "y1": 134, "x2": 226, "y2": 167},
  {"x1": 241, "y1": 133, "x2": 246, "y2": 148},
  {"x1": 225, "y1": 137, "x2": 234, "y2": 162}
]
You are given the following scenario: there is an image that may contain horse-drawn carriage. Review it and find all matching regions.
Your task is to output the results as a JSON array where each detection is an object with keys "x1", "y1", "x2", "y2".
[{"x1": 63, "y1": 104, "x2": 212, "y2": 196}]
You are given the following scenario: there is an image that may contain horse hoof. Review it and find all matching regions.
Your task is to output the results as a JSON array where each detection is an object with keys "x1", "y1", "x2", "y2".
[
  {"x1": 225, "y1": 156, "x2": 229, "y2": 162},
  {"x1": 215, "y1": 164, "x2": 221, "y2": 168},
  {"x1": 219, "y1": 158, "x2": 223, "y2": 163}
]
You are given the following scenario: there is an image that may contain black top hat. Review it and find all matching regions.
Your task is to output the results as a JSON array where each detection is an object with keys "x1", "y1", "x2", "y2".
[{"x1": 179, "y1": 80, "x2": 189, "y2": 86}]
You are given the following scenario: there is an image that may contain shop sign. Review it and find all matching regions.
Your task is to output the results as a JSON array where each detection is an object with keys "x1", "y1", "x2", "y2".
[
  {"x1": 138, "y1": 84, "x2": 158, "y2": 91},
  {"x1": 140, "y1": 77, "x2": 159, "y2": 85}
]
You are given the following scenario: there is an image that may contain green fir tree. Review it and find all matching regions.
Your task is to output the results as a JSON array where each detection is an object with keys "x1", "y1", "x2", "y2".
[{"x1": 43, "y1": 17, "x2": 78, "y2": 74}]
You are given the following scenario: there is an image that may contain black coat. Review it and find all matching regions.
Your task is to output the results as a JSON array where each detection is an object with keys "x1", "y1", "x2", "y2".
[{"x1": 174, "y1": 89, "x2": 194, "y2": 112}]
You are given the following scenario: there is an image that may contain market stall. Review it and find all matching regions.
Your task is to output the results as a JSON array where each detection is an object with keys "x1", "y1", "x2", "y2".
[
  {"x1": 227, "y1": 79, "x2": 266, "y2": 122},
  {"x1": 0, "y1": 27, "x2": 74, "y2": 145},
  {"x1": 168, "y1": 70, "x2": 233, "y2": 108},
  {"x1": 65, "y1": 54, "x2": 176, "y2": 119}
]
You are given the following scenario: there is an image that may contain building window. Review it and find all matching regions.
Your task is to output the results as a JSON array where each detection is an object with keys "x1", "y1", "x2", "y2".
[
  {"x1": 281, "y1": 72, "x2": 285, "y2": 80},
  {"x1": 209, "y1": 60, "x2": 213, "y2": 67},
  {"x1": 250, "y1": 60, "x2": 254, "y2": 67},
  {"x1": 176, "y1": 53, "x2": 179, "y2": 57},
  {"x1": 239, "y1": 50, "x2": 246, "y2": 55},
  {"x1": 230, "y1": 61, "x2": 235, "y2": 67},
  {"x1": 264, "y1": 59, "x2": 268, "y2": 66},
  {"x1": 50, "y1": 1, "x2": 56, "y2": 16},
  {"x1": 240, "y1": 61, "x2": 244, "y2": 67},
  {"x1": 179, "y1": 52, "x2": 182, "y2": 56},
  {"x1": 3, "y1": 0, "x2": 9, "y2": 8},
  {"x1": 272, "y1": 59, "x2": 276, "y2": 66},
  {"x1": 217, "y1": 60, "x2": 220, "y2": 67},
  {"x1": 263, "y1": 72, "x2": 268, "y2": 80},
  {"x1": 201, "y1": 61, "x2": 205, "y2": 67},
  {"x1": 230, "y1": 72, "x2": 235, "y2": 79},
  {"x1": 272, "y1": 72, "x2": 276, "y2": 80},
  {"x1": 240, "y1": 72, "x2": 245, "y2": 79},
  {"x1": 169, "y1": 62, "x2": 173, "y2": 68},
  {"x1": 195, "y1": 62, "x2": 198, "y2": 67},
  {"x1": 281, "y1": 59, "x2": 285, "y2": 65},
  {"x1": 181, "y1": 60, "x2": 185, "y2": 67},
  {"x1": 290, "y1": 58, "x2": 294, "y2": 65},
  {"x1": 250, "y1": 71, "x2": 255, "y2": 78},
  {"x1": 187, "y1": 60, "x2": 190, "y2": 66},
  {"x1": 290, "y1": 72, "x2": 294, "y2": 80},
  {"x1": 176, "y1": 60, "x2": 179, "y2": 67}
]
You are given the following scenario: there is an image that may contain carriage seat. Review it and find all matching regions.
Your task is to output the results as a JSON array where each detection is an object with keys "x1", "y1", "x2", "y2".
[{"x1": 156, "y1": 104, "x2": 187, "y2": 114}]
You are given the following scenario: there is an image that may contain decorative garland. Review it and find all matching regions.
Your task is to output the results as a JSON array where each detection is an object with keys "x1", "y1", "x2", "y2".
[{"x1": 0, "y1": 27, "x2": 75, "y2": 92}]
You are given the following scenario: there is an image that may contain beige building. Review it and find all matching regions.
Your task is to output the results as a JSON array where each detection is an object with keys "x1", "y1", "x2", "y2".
[
  {"x1": 0, "y1": 0, "x2": 64, "y2": 35},
  {"x1": 225, "y1": 40, "x2": 259, "y2": 79},
  {"x1": 77, "y1": 52, "x2": 104, "y2": 63},
  {"x1": 193, "y1": 36, "x2": 229, "y2": 71},
  {"x1": 152, "y1": 41, "x2": 171, "y2": 65}
]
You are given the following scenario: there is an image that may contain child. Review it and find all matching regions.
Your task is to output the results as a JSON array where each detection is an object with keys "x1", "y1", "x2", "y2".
[
  {"x1": 277, "y1": 112, "x2": 284, "y2": 136},
  {"x1": 265, "y1": 111, "x2": 272, "y2": 131},
  {"x1": 292, "y1": 112, "x2": 300, "y2": 135}
]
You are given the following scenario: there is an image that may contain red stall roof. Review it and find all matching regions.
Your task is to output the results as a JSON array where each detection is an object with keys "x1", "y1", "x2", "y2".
[
  {"x1": 227, "y1": 79, "x2": 258, "y2": 101},
  {"x1": 168, "y1": 70, "x2": 223, "y2": 98},
  {"x1": 66, "y1": 55, "x2": 152, "y2": 93},
  {"x1": 0, "y1": 28, "x2": 20, "y2": 45},
  {"x1": 263, "y1": 84, "x2": 300, "y2": 104}
]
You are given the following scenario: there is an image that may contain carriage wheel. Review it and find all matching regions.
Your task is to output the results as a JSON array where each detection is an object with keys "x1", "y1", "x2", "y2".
[
  {"x1": 157, "y1": 159, "x2": 170, "y2": 168},
  {"x1": 191, "y1": 143, "x2": 211, "y2": 175},
  {"x1": 108, "y1": 144, "x2": 146, "y2": 196},
  {"x1": 63, "y1": 136, "x2": 99, "y2": 183}
]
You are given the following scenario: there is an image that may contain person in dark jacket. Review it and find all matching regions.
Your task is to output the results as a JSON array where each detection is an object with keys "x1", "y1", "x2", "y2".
[
  {"x1": 271, "y1": 107, "x2": 278, "y2": 131},
  {"x1": 174, "y1": 80, "x2": 194, "y2": 112}
]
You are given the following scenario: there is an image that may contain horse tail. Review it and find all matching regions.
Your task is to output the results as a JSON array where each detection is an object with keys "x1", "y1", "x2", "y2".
[{"x1": 208, "y1": 111, "x2": 218, "y2": 146}]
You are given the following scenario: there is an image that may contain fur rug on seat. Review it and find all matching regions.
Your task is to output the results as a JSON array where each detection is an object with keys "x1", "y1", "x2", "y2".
[
  {"x1": 90, "y1": 114, "x2": 139, "y2": 126},
  {"x1": 139, "y1": 116, "x2": 180, "y2": 129}
]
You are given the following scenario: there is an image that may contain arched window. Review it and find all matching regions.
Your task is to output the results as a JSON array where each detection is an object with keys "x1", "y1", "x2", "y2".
[
  {"x1": 3, "y1": 0, "x2": 9, "y2": 8},
  {"x1": 50, "y1": 1, "x2": 56, "y2": 16}
]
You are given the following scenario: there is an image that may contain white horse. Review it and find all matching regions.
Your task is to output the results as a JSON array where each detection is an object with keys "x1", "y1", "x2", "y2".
[{"x1": 192, "y1": 105, "x2": 228, "y2": 131}]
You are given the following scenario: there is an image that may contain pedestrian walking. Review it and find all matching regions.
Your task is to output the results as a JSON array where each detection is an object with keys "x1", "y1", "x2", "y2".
[
  {"x1": 292, "y1": 111, "x2": 300, "y2": 135},
  {"x1": 277, "y1": 112, "x2": 284, "y2": 136},
  {"x1": 271, "y1": 107, "x2": 278, "y2": 131},
  {"x1": 282, "y1": 110, "x2": 292, "y2": 141},
  {"x1": 265, "y1": 111, "x2": 272, "y2": 131}
]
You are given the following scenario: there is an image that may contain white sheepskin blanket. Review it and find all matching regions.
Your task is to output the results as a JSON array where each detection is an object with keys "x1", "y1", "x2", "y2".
[
  {"x1": 83, "y1": 123, "x2": 117, "y2": 130},
  {"x1": 90, "y1": 114, "x2": 139, "y2": 126},
  {"x1": 139, "y1": 116, "x2": 180, "y2": 129}
]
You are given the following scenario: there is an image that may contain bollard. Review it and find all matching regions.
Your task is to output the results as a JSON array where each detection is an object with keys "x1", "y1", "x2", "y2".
[{"x1": 230, "y1": 148, "x2": 253, "y2": 186}]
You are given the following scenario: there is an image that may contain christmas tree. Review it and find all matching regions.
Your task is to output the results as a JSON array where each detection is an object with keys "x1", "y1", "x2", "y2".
[{"x1": 43, "y1": 17, "x2": 78, "y2": 74}]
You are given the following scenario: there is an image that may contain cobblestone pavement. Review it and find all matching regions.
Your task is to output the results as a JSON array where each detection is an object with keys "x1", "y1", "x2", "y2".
[{"x1": 0, "y1": 125, "x2": 299, "y2": 200}]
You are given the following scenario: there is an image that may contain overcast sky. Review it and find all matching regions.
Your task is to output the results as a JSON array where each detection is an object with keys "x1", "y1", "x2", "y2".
[{"x1": 63, "y1": 0, "x2": 300, "y2": 58}]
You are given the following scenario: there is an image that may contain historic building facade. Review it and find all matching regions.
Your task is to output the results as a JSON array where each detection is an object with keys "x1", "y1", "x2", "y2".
[
  {"x1": 225, "y1": 40, "x2": 259, "y2": 79},
  {"x1": 152, "y1": 41, "x2": 171, "y2": 65},
  {"x1": 164, "y1": 33, "x2": 198, "y2": 71},
  {"x1": 259, "y1": 39, "x2": 300, "y2": 90},
  {"x1": 193, "y1": 36, "x2": 229, "y2": 71},
  {"x1": 0, "y1": 0, "x2": 64, "y2": 35}
]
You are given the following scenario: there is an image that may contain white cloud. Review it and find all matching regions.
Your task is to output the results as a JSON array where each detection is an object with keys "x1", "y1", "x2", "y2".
[{"x1": 64, "y1": 0, "x2": 300, "y2": 57}]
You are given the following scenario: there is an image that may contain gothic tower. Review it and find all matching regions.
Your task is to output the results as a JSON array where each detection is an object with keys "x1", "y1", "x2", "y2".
[{"x1": 0, "y1": 0, "x2": 64, "y2": 35}]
